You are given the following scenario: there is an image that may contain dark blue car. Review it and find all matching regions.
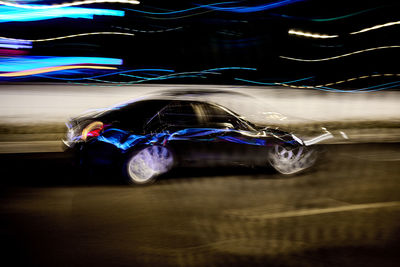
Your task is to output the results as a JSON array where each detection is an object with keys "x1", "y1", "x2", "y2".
[{"x1": 63, "y1": 97, "x2": 318, "y2": 184}]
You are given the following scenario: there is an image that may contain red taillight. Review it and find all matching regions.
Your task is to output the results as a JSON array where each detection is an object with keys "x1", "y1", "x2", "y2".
[
  {"x1": 87, "y1": 128, "x2": 102, "y2": 138},
  {"x1": 81, "y1": 121, "x2": 104, "y2": 141}
]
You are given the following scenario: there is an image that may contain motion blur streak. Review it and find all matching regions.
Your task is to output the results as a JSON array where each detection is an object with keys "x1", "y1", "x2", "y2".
[
  {"x1": 0, "y1": 40, "x2": 32, "y2": 51},
  {"x1": 0, "y1": 5, "x2": 124, "y2": 22},
  {"x1": 237, "y1": 74, "x2": 400, "y2": 92},
  {"x1": 303, "y1": 132, "x2": 333, "y2": 146},
  {"x1": 202, "y1": 0, "x2": 306, "y2": 13},
  {"x1": 125, "y1": 1, "x2": 238, "y2": 15},
  {"x1": 37, "y1": 68, "x2": 174, "y2": 81},
  {"x1": 350, "y1": 20, "x2": 400, "y2": 35},
  {"x1": 89, "y1": 67, "x2": 257, "y2": 84},
  {"x1": 279, "y1": 82, "x2": 400, "y2": 93},
  {"x1": 289, "y1": 20, "x2": 400, "y2": 39},
  {"x1": 0, "y1": 49, "x2": 28, "y2": 55},
  {"x1": 140, "y1": 9, "x2": 214, "y2": 20},
  {"x1": 95, "y1": 128, "x2": 273, "y2": 152},
  {"x1": 0, "y1": 32, "x2": 135, "y2": 42},
  {"x1": 0, "y1": 0, "x2": 139, "y2": 9},
  {"x1": 280, "y1": 46, "x2": 400, "y2": 62},
  {"x1": 205, "y1": 67, "x2": 256, "y2": 72},
  {"x1": 85, "y1": 71, "x2": 220, "y2": 84},
  {"x1": 0, "y1": 37, "x2": 31, "y2": 45},
  {"x1": 0, "y1": 44, "x2": 30, "y2": 49},
  {"x1": 115, "y1": 26, "x2": 183, "y2": 33},
  {"x1": 288, "y1": 29, "x2": 338, "y2": 39},
  {"x1": 230, "y1": 201, "x2": 400, "y2": 219},
  {"x1": 34, "y1": 67, "x2": 253, "y2": 82},
  {"x1": 0, "y1": 65, "x2": 117, "y2": 77},
  {"x1": 235, "y1": 76, "x2": 314, "y2": 85},
  {"x1": 273, "y1": 5, "x2": 388, "y2": 21},
  {"x1": 0, "y1": 56, "x2": 122, "y2": 72},
  {"x1": 319, "y1": 74, "x2": 400, "y2": 87}
]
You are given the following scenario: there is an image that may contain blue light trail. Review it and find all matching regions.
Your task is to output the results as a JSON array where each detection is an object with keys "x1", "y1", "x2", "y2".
[
  {"x1": 0, "y1": 5, "x2": 124, "y2": 22},
  {"x1": 201, "y1": 0, "x2": 307, "y2": 13},
  {"x1": 0, "y1": 56, "x2": 122, "y2": 72},
  {"x1": 125, "y1": 1, "x2": 239, "y2": 15},
  {"x1": 36, "y1": 69, "x2": 174, "y2": 80},
  {"x1": 235, "y1": 76, "x2": 314, "y2": 85}
]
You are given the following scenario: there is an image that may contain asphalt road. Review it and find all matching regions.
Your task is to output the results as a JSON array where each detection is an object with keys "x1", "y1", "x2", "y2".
[{"x1": 0, "y1": 143, "x2": 399, "y2": 267}]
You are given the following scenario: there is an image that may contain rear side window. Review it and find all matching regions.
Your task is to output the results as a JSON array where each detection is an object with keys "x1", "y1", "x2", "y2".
[{"x1": 101, "y1": 100, "x2": 169, "y2": 133}]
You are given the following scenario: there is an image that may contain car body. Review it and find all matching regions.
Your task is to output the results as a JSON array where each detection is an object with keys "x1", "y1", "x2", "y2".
[{"x1": 63, "y1": 97, "x2": 319, "y2": 184}]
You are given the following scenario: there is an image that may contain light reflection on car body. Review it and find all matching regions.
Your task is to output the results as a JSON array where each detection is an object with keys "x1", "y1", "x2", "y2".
[{"x1": 93, "y1": 127, "x2": 298, "y2": 152}]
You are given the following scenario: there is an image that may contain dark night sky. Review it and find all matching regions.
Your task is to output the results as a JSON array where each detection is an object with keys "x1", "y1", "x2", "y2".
[{"x1": 1, "y1": 0, "x2": 400, "y2": 88}]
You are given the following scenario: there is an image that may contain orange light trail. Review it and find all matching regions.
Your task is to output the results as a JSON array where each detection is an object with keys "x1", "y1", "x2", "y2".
[{"x1": 0, "y1": 65, "x2": 117, "y2": 77}]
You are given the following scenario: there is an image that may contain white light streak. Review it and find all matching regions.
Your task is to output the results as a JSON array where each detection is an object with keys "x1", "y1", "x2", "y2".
[
  {"x1": 280, "y1": 45, "x2": 400, "y2": 62},
  {"x1": 290, "y1": 20, "x2": 400, "y2": 40},
  {"x1": 288, "y1": 29, "x2": 338, "y2": 39},
  {"x1": 303, "y1": 132, "x2": 333, "y2": 146},
  {"x1": 291, "y1": 134, "x2": 304, "y2": 145},
  {"x1": 0, "y1": 32, "x2": 135, "y2": 42},
  {"x1": 350, "y1": 20, "x2": 400, "y2": 35},
  {"x1": 340, "y1": 131, "x2": 349, "y2": 139},
  {"x1": 0, "y1": 0, "x2": 140, "y2": 9}
]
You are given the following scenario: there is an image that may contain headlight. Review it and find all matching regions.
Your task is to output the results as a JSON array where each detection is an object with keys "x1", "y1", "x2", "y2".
[{"x1": 291, "y1": 134, "x2": 304, "y2": 145}]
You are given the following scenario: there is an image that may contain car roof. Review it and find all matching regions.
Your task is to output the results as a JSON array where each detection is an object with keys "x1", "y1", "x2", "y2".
[{"x1": 114, "y1": 97, "x2": 219, "y2": 110}]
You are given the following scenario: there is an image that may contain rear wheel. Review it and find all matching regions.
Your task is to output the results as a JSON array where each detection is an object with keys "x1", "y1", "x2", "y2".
[
  {"x1": 123, "y1": 145, "x2": 174, "y2": 185},
  {"x1": 268, "y1": 144, "x2": 317, "y2": 175}
]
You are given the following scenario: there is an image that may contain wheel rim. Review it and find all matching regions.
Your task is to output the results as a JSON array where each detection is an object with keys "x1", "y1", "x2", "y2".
[
  {"x1": 127, "y1": 146, "x2": 173, "y2": 183},
  {"x1": 268, "y1": 144, "x2": 316, "y2": 175}
]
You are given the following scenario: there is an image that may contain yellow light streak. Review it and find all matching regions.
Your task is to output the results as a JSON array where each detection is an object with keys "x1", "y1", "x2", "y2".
[
  {"x1": 0, "y1": 0, "x2": 140, "y2": 9},
  {"x1": 275, "y1": 73, "x2": 400, "y2": 89},
  {"x1": 0, "y1": 65, "x2": 117, "y2": 77},
  {"x1": 280, "y1": 45, "x2": 400, "y2": 62},
  {"x1": 350, "y1": 20, "x2": 400, "y2": 35},
  {"x1": 288, "y1": 29, "x2": 338, "y2": 39}
]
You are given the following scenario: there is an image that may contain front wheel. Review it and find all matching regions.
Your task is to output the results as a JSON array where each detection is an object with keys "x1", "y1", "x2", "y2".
[
  {"x1": 268, "y1": 144, "x2": 317, "y2": 175},
  {"x1": 122, "y1": 145, "x2": 174, "y2": 185}
]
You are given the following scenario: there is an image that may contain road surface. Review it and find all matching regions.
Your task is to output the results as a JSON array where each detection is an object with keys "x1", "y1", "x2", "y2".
[{"x1": 0, "y1": 143, "x2": 399, "y2": 266}]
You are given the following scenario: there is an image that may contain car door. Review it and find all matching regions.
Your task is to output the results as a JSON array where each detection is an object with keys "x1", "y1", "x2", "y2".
[
  {"x1": 144, "y1": 101, "x2": 268, "y2": 166},
  {"x1": 144, "y1": 101, "x2": 211, "y2": 164},
  {"x1": 193, "y1": 102, "x2": 269, "y2": 165}
]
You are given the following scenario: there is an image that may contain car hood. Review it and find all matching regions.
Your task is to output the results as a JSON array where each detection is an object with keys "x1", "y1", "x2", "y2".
[{"x1": 260, "y1": 125, "x2": 337, "y2": 146}]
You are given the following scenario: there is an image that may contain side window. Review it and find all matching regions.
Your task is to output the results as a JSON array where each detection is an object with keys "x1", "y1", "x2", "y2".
[
  {"x1": 161, "y1": 103, "x2": 199, "y2": 125},
  {"x1": 197, "y1": 103, "x2": 244, "y2": 129},
  {"x1": 145, "y1": 102, "x2": 199, "y2": 132}
]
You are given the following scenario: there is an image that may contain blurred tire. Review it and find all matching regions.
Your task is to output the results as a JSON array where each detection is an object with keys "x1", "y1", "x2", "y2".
[{"x1": 122, "y1": 145, "x2": 174, "y2": 185}]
